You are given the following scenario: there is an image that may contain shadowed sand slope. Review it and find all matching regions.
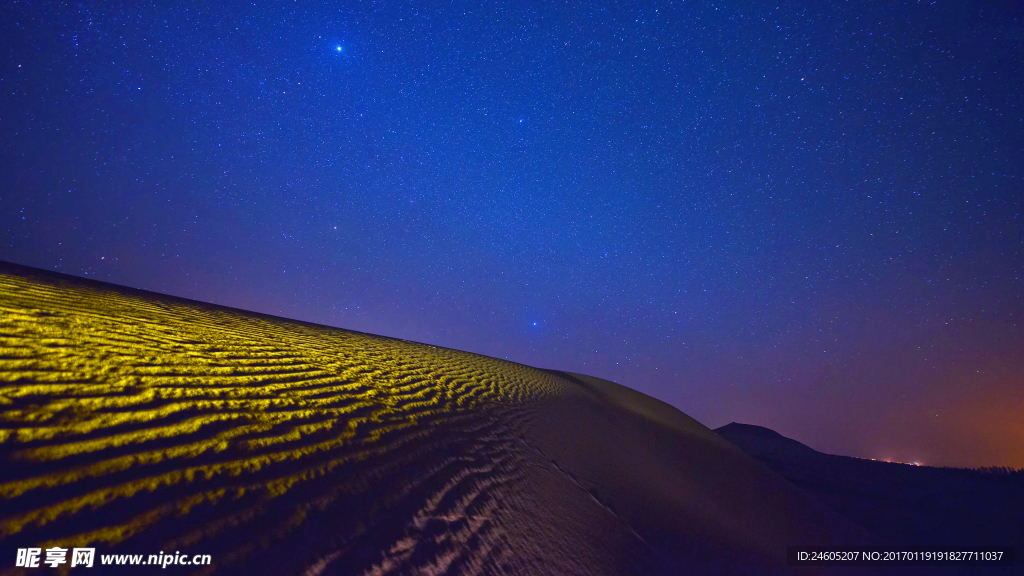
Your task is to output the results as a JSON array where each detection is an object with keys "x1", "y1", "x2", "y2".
[{"x1": 0, "y1": 262, "x2": 868, "y2": 575}]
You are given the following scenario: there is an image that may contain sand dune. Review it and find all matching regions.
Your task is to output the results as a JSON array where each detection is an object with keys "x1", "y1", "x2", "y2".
[{"x1": 0, "y1": 262, "x2": 868, "y2": 575}]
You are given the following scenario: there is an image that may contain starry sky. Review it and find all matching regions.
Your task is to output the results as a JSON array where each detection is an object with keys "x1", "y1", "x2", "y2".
[{"x1": 2, "y1": 0, "x2": 1023, "y2": 468}]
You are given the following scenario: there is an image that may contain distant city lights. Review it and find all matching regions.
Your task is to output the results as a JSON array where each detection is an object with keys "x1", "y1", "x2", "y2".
[{"x1": 864, "y1": 457, "x2": 922, "y2": 466}]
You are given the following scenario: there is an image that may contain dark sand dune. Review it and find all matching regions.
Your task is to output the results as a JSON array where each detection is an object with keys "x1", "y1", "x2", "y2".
[
  {"x1": 716, "y1": 423, "x2": 1024, "y2": 554},
  {"x1": 1, "y1": 262, "x2": 869, "y2": 575}
]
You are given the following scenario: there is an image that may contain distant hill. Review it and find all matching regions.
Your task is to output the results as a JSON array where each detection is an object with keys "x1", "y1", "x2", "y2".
[{"x1": 716, "y1": 422, "x2": 1024, "y2": 552}]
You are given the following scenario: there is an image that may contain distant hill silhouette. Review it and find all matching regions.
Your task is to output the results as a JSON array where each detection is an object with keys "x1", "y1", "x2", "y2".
[{"x1": 716, "y1": 422, "x2": 1024, "y2": 553}]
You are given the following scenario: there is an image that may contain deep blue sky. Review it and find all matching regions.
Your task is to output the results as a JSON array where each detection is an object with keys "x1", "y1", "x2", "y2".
[{"x1": 2, "y1": 0, "x2": 1023, "y2": 467}]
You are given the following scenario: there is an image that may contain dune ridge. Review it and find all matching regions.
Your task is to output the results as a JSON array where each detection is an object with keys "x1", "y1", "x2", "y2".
[{"x1": 1, "y1": 262, "x2": 864, "y2": 574}]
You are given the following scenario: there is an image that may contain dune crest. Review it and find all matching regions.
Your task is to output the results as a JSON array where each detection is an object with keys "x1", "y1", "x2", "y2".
[{"x1": 0, "y1": 262, "x2": 864, "y2": 574}]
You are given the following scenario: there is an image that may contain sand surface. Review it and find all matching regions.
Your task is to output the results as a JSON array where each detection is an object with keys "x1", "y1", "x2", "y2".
[{"x1": 0, "y1": 263, "x2": 868, "y2": 575}]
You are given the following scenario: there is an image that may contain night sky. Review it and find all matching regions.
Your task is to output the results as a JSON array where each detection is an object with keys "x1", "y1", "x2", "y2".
[{"x1": 2, "y1": 0, "x2": 1023, "y2": 468}]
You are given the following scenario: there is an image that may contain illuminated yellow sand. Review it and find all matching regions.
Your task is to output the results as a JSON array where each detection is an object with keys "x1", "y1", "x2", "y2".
[{"x1": 0, "y1": 263, "x2": 866, "y2": 575}]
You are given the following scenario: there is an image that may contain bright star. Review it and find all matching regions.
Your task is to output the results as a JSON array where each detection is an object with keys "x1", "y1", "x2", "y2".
[{"x1": 335, "y1": 46, "x2": 342, "y2": 52}]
